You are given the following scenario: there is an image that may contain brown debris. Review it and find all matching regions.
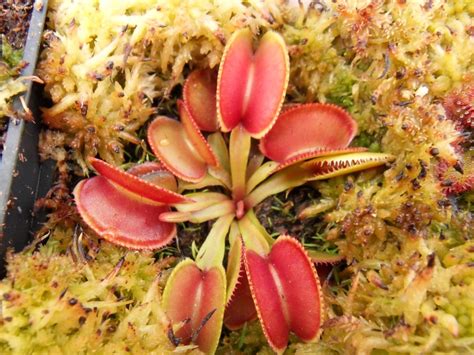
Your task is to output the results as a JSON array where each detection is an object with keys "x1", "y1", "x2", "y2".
[{"x1": 0, "y1": 0, "x2": 34, "y2": 49}]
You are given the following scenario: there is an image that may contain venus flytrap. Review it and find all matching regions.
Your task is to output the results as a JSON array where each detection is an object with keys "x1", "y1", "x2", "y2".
[{"x1": 74, "y1": 29, "x2": 394, "y2": 354}]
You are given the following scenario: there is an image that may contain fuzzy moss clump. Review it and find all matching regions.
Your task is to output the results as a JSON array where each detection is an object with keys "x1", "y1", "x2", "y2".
[
  {"x1": 295, "y1": 236, "x2": 474, "y2": 354},
  {"x1": 294, "y1": 96, "x2": 474, "y2": 353},
  {"x1": 0, "y1": 227, "x2": 180, "y2": 354},
  {"x1": 284, "y1": 0, "x2": 474, "y2": 134}
]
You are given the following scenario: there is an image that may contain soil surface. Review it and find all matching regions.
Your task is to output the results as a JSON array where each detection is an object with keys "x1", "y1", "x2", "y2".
[
  {"x1": 255, "y1": 186, "x2": 325, "y2": 241},
  {"x1": 175, "y1": 221, "x2": 212, "y2": 258},
  {"x1": 1, "y1": 1, "x2": 34, "y2": 49}
]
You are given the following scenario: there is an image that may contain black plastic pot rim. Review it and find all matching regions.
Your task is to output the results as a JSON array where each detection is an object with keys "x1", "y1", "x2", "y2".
[{"x1": 0, "y1": 0, "x2": 51, "y2": 276}]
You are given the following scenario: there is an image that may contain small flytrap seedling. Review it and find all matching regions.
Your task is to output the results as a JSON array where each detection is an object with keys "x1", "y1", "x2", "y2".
[{"x1": 74, "y1": 29, "x2": 394, "y2": 354}]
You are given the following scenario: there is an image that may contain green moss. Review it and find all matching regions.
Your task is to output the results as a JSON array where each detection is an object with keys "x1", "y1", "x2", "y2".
[
  {"x1": 325, "y1": 71, "x2": 357, "y2": 110},
  {"x1": 0, "y1": 35, "x2": 27, "y2": 119},
  {"x1": 1, "y1": 36, "x2": 23, "y2": 68},
  {"x1": 0, "y1": 227, "x2": 176, "y2": 354}
]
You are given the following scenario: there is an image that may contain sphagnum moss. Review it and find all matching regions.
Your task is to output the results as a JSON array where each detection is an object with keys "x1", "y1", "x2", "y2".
[{"x1": 0, "y1": 228, "x2": 180, "y2": 354}]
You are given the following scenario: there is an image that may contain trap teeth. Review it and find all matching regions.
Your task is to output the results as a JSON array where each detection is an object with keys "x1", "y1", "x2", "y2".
[{"x1": 302, "y1": 152, "x2": 395, "y2": 180}]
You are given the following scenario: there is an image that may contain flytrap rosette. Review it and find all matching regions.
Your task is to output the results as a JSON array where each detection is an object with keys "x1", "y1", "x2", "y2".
[{"x1": 72, "y1": 28, "x2": 397, "y2": 354}]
